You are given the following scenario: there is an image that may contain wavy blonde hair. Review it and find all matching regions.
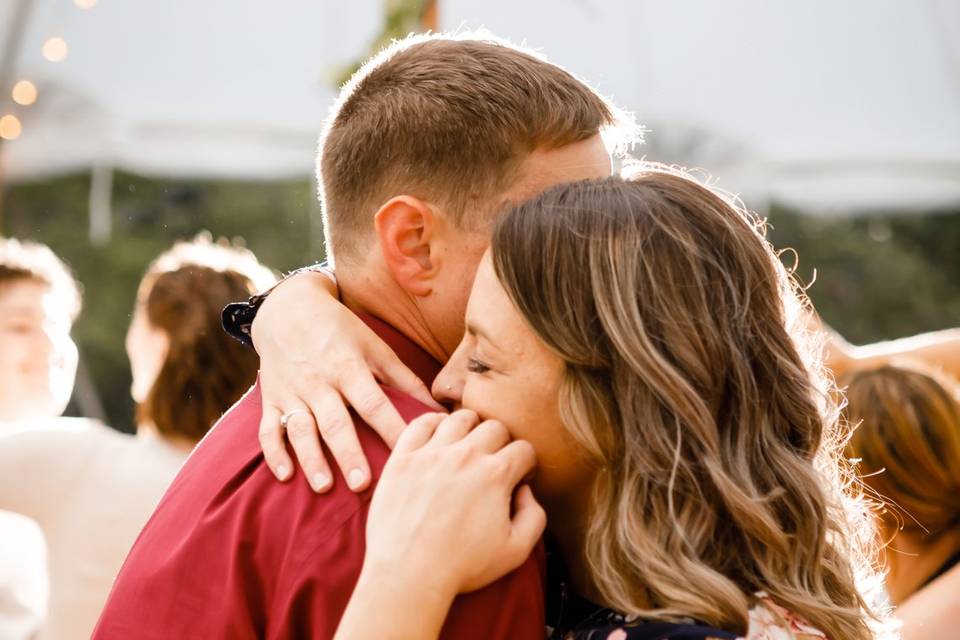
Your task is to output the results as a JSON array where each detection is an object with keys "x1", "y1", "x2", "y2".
[{"x1": 490, "y1": 167, "x2": 888, "y2": 639}]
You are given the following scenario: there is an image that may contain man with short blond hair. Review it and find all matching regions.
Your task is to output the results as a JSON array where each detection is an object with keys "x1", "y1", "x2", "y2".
[{"x1": 95, "y1": 32, "x2": 631, "y2": 638}]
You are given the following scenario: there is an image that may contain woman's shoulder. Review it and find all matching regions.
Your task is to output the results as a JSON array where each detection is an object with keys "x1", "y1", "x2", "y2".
[{"x1": 889, "y1": 561, "x2": 960, "y2": 640}]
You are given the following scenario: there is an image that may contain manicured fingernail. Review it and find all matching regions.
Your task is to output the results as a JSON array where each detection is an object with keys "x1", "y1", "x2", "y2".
[
  {"x1": 311, "y1": 472, "x2": 330, "y2": 492},
  {"x1": 347, "y1": 468, "x2": 366, "y2": 490},
  {"x1": 276, "y1": 464, "x2": 290, "y2": 480}
]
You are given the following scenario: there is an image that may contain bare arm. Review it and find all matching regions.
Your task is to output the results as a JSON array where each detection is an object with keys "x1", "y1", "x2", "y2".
[
  {"x1": 334, "y1": 566, "x2": 452, "y2": 640},
  {"x1": 823, "y1": 326, "x2": 960, "y2": 379},
  {"x1": 334, "y1": 412, "x2": 545, "y2": 639},
  {"x1": 847, "y1": 329, "x2": 960, "y2": 378},
  {"x1": 896, "y1": 563, "x2": 960, "y2": 640}
]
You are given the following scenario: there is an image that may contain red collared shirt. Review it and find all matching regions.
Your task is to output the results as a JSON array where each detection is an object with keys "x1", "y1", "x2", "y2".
[{"x1": 93, "y1": 315, "x2": 545, "y2": 639}]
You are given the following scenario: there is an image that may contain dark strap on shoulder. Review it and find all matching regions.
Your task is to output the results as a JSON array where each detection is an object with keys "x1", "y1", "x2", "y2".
[{"x1": 221, "y1": 262, "x2": 329, "y2": 349}]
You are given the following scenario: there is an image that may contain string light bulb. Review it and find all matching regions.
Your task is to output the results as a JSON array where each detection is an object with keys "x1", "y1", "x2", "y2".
[
  {"x1": 42, "y1": 37, "x2": 69, "y2": 62},
  {"x1": 0, "y1": 115, "x2": 22, "y2": 141},
  {"x1": 12, "y1": 80, "x2": 37, "y2": 106}
]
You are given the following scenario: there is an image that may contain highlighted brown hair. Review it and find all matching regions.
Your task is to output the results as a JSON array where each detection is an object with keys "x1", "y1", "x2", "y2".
[
  {"x1": 490, "y1": 168, "x2": 887, "y2": 639},
  {"x1": 319, "y1": 32, "x2": 635, "y2": 263},
  {"x1": 136, "y1": 236, "x2": 275, "y2": 443},
  {"x1": 843, "y1": 364, "x2": 960, "y2": 535}
]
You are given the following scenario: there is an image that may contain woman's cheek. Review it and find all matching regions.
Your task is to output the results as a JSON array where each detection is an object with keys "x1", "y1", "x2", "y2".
[{"x1": 462, "y1": 377, "x2": 521, "y2": 437}]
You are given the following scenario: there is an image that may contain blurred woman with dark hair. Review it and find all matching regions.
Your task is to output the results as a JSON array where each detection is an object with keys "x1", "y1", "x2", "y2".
[
  {"x1": 843, "y1": 364, "x2": 960, "y2": 640},
  {"x1": 0, "y1": 236, "x2": 275, "y2": 640}
]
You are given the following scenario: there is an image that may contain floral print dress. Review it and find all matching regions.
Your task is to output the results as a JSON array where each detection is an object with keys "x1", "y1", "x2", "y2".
[
  {"x1": 545, "y1": 548, "x2": 828, "y2": 640},
  {"x1": 550, "y1": 593, "x2": 828, "y2": 640}
]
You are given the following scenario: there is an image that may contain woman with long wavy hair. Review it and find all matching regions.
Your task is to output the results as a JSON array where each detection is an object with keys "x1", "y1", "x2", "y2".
[{"x1": 254, "y1": 167, "x2": 890, "y2": 638}]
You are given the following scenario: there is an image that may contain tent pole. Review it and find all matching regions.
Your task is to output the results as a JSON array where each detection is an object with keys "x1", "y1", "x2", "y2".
[{"x1": 89, "y1": 163, "x2": 113, "y2": 246}]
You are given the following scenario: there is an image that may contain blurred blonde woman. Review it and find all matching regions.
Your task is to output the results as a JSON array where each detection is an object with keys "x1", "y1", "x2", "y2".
[
  {"x1": 0, "y1": 236, "x2": 274, "y2": 640},
  {"x1": 0, "y1": 238, "x2": 80, "y2": 639},
  {"x1": 843, "y1": 364, "x2": 960, "y2": 639}
]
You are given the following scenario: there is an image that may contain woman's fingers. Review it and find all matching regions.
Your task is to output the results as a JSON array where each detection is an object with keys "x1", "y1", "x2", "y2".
[
  {"x1": 506, "y1": 484, "x2": 547, "y2": 563},
  {"x1": 463, "y1": 419, "x2": 511, "y2": 454},
  {"x1": 281, "y1": 404, "x2": 336, "y2": 493},
  {"x1": 428, "y1": 409, "x2": 480, "y2": 447},
  {"x1": 394, "y1": 412, "x2": 446, "y2": 454},
  {"x1": 258, "y1": 403, "x2": 294, "y2": 481},
  {"x1": 306, "y1": 389, "x2": 372, "y2": 492},
  {"x1": 493, "y1": 440, "x2": 538, "y2": 487},
  {"x1": 337, "y1": 363, "x2": 408, "y2": 449},
  {"x1": 370, "y1": 346, "x2": 444, "y2": 412}
]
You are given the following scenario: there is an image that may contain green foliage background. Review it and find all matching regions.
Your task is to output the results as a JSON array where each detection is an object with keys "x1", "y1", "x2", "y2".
[{"x1": 3, "y1": 173, "x2": 959, "y2": 432}]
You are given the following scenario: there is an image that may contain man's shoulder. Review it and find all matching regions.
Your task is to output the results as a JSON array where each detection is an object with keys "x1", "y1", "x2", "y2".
[{"x1": 155, "y1": 381, "x2": 439, "y2": 543}]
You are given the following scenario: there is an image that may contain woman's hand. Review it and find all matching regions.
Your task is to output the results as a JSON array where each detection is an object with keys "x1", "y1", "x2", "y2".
[
  {"x1": 365, "y1": 410, "x2": 545, "y2": 593},
  {"x1": 251, "y1": 270, "x2": 443, "y2": 493},
  {"x1": 334, "y1": 410, "x2": 546, "y2": 639}
]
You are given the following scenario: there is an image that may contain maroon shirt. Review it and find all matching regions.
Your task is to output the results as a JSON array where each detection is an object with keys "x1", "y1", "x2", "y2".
[{"x1": 93, "y1": 315, "x2": 545, "y2": 639}]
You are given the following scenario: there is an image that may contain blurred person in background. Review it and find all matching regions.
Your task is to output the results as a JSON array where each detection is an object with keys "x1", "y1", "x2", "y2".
[
  {"x1": 0, "y1": 235, "x2": 275, "y2": 640},
  {"x1": 0, "y1": 237, "x2": 80, "y2": 640},
  {"x1": 843, "y1": 363, "x2": 960, "y2": 640}
]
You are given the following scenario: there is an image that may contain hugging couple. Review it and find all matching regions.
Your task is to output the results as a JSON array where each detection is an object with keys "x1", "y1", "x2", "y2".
[{"x1": 93, "y1": 33, "x2": 891, "y2": 640}]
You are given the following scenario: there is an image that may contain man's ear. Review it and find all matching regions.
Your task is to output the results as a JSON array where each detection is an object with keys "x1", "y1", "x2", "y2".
[{"x1": 374, "y1": 195, "x2": 438, "y2": 297}]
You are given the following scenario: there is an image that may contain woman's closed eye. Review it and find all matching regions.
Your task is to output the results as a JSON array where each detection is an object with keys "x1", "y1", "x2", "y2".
[{"x1": 466, "y1": 357, "x2": 491, "y2": 374}]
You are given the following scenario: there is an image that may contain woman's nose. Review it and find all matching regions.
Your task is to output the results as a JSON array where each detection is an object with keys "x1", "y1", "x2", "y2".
[{"x1": 431, "y1": 363, "x2": 464, "y2": 409}]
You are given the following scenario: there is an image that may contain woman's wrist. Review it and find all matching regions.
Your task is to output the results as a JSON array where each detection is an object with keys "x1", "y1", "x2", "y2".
[
  {"x1": 335, "y1": 560, "x2": 455, "y2": 639},
  {"x1": 222, "y1": 262, "x2": 338, "y2": 350},
  {"x1": 250, "y1": 267, "x2": 339, "y2": 352}
]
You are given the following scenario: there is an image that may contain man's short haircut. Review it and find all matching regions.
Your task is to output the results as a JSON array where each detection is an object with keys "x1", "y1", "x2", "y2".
[
  {"x1": 318, "y1": 32, "x2": 637, "y2": 263},
  {"x1": 0, "y1": 237, "x2": 82, "y2": 321}
]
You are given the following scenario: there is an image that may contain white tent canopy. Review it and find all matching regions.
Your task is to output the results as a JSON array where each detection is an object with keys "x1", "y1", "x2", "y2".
[
  {"x1": 1, "y1": 0, "x2": 382, "y2": 180},
  {"x1": 442, "y1": 0, "x2": 960, "y2": 213},
  {"x1": 2, "y1": 0, "x2": 959, "y2": 213}
]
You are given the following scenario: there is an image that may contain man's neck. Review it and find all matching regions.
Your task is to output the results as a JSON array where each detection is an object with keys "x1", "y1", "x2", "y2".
[{"x1": 338, "y1": 268, "x2": 449, "y2": 364}]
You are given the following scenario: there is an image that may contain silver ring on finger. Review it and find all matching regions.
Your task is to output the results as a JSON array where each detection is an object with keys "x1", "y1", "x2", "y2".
[{"x1": 279, "y1": 409, "x2": 311, "y2": 430}]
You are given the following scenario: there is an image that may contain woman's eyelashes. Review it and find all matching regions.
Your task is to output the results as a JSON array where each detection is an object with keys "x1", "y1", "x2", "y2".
[{"x1": 466, "y1": 357, "x2": 491, "y2": 374}]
